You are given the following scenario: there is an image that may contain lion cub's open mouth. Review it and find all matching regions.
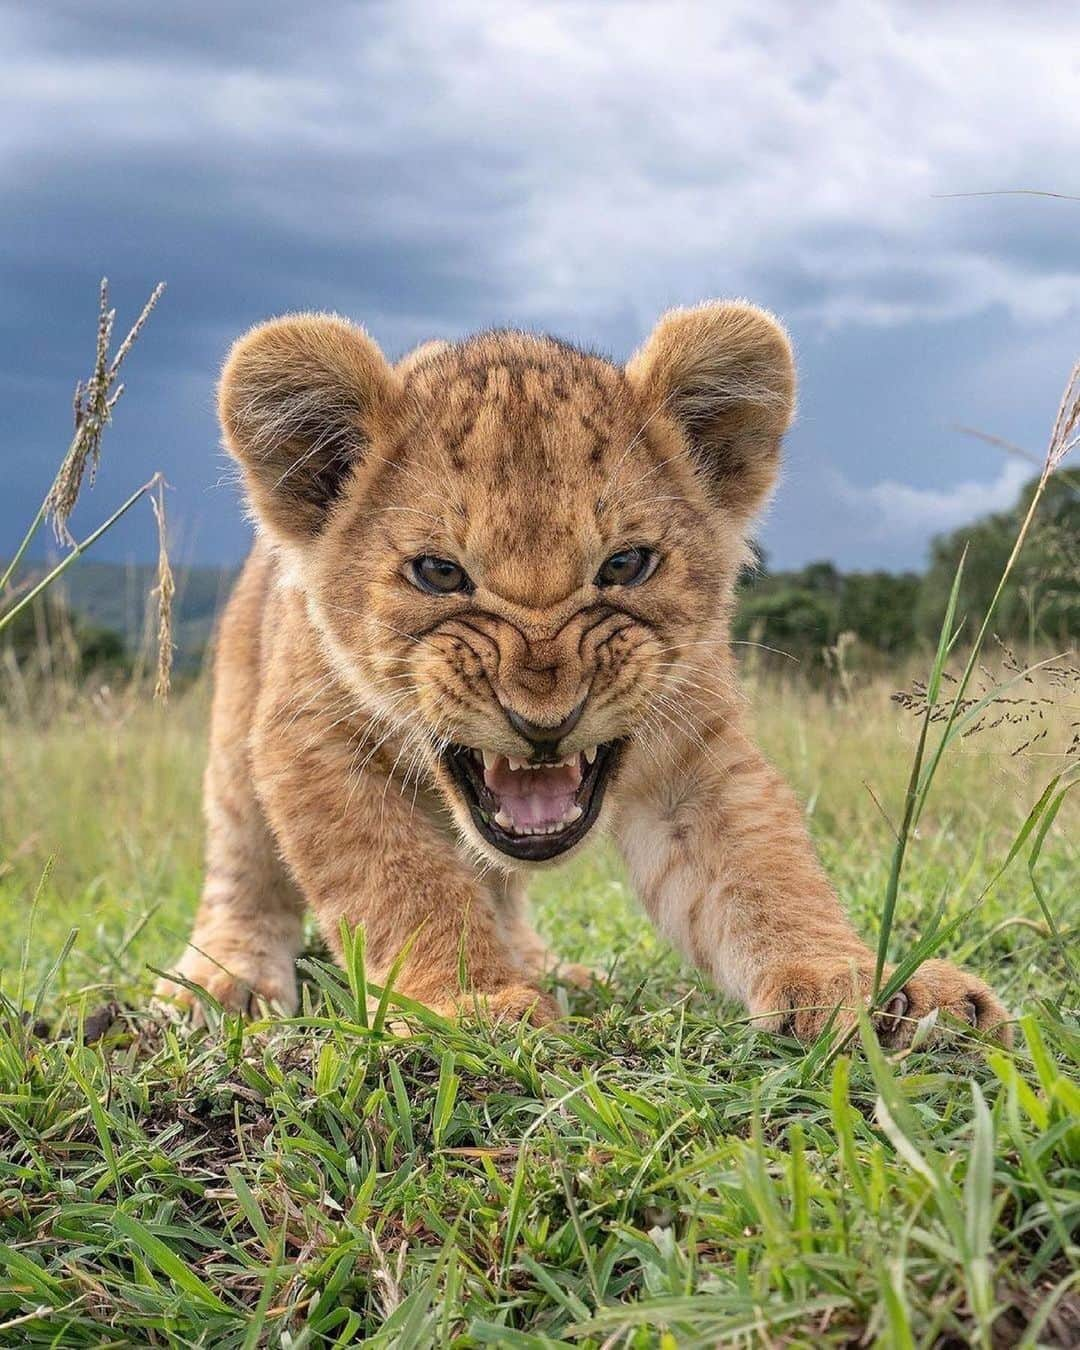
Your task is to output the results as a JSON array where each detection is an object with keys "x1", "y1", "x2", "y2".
[{"x1": 443, "y1": 741, "x2": 621, "y2": 860}]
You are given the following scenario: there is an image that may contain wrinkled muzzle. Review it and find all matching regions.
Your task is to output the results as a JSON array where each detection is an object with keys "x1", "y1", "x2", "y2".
[{"x1": 410, "y1": 613, "x2": 648, "y2": 862}]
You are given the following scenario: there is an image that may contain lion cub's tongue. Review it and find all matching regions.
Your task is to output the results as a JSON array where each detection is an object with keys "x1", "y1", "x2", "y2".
[{"x1": 482, "y1": 753, "x2": 583, "y2": 834}]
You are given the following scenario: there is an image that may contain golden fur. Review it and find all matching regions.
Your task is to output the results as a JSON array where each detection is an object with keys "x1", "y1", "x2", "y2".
[{"x1": 157, "y1": 302, "x2": 1009, "y2": 1044}]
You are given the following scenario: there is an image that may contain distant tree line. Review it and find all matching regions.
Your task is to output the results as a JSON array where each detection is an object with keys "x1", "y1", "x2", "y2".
[
  {"x1": 735, "y1": 471, "x2": 1078, "y2": 667},
  {"x1": 1, "y1": 594, "x2": 130, "y2": 683}
]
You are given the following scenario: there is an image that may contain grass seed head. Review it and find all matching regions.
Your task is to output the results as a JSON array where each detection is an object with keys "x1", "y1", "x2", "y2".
[
  {"x1": 150, "y1": 482, "x2": 175, "y2": 705},
  {"x1": 44, "y1": 279, "x2": 165, "y2": 545}
]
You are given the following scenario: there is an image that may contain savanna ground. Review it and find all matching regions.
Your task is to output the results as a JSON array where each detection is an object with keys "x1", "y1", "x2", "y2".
[{"x1": 0, "y1": 654, "x2": 1076, "y2": 1348}]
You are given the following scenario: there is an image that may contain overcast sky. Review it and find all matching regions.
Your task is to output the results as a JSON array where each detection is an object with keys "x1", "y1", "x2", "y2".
[{"x1": 3, "y1": 0, "x2": 1078, "y2": 573}]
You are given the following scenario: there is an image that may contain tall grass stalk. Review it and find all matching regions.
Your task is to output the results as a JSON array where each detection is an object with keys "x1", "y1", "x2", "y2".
[
  {"x1": 149, "y1": 480, "x2": 175, "y2": 704},
  {"x1": 872, "y1": 360, "x2": 1080, "y2": 997},
  {"x1": 0, "y1": 279, "x2": 171, "y2": 690},
  {"x1": 0, "y1": 476, "x2": 164, "y2": 639}
]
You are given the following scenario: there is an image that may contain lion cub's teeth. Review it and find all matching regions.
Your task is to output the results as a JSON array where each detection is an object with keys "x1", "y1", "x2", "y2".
[
  {"x1": 565, "y1": 804, "x2": 583, "y2": 823},
  {"x1": 584, "y1": 745, "x2": 598, "y2": 765},
  {"x1": 507, "y1": 756, "x2": 527, "y2": 773},
  {"x1": 493, "y1": 808, "x2": 513, "y2": 829},
  {"x1": 482, "y1": 750, "x2": 498, "y2": 773}
]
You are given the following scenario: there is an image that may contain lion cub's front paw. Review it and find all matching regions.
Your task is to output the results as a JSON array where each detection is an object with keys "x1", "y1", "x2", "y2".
[
  {"x1": 154, "y1": 947, "x2": 299, "y2": 1023},
  {"x1": 749, "y1": 954, "x2": 1011, "y2": 1047}
]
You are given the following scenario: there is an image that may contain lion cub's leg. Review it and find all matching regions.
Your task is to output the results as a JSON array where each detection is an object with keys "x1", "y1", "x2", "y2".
[
  {"x1": 157, "y1": 547, "x2": 306, "y2": 1020},
  {"x1": 155, "y1": 770, "x2": 305, "y2": 1019},
  {"x1": 156, "y1": 673, "x2": 304, "y2": 1018},
  {"x1": 251, "y1": 718, "x2": 557, "y2": 1026},
  {"x1": 618, "y1": 727, "x2": 1010, "y2": 1047}
]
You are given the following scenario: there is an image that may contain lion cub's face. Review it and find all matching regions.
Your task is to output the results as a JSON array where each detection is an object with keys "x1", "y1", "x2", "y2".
[{"x1": 220, "y1": 305, "x2": 795, "y2": 864}]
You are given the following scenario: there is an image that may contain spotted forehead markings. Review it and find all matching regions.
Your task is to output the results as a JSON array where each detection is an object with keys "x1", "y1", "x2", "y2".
[
  {"x1": 471, "y1": 396, "x2": 620, "y2": 475},
  {"x1": 399, "y1": 346, "x2": 649, "y2": 514},
  {"x1": 429, "y1": 343, "x2": 620, "y2": 412}
]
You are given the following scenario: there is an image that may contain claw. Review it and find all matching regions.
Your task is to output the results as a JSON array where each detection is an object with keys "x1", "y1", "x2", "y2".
[
  {"x1": 885, "y1": 990, "x2": 909, "y2": 1021},
  {"x1": 879, "y1": 988, "x2": 909, "y2": 1037}
]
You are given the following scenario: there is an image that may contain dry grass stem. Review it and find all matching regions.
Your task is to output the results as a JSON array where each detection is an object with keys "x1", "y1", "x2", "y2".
[
  {"x1": 893, "y1": 359, "x2": 1079, "y2": 763},
  {"x1": 149, "y1": 482, "x2": 175, "y2": 705},
  {"x1": 43, "y1": 279, "x2": 166, "y2": 545},
  {"x1": 1047, "y1": 359, "x2": 1080, "y2": 472},
  {"x1": 894, "y1": 642, "x2": 1080, "y2": 760}
]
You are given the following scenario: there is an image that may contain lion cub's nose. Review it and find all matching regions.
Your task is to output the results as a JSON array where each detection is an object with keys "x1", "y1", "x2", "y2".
[{"x1": 504, "y1": 698, "x2": 586, "y2": 754}]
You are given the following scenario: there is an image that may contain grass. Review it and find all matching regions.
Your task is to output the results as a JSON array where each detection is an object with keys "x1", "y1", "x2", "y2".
[{"x1": 0, "y1": 667, "x2": 1077, "y2": 1347}]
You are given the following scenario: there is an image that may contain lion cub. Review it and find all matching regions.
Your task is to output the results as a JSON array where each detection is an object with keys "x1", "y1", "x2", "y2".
[{"x1": 158, "y1": 302, "x2": 1008, "y2": 1044}]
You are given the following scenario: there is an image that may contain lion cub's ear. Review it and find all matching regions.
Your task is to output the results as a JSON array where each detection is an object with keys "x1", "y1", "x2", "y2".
[
  {"x1": 219, "y1": 313, "x2": 401, "y2": 541},
  {"x1": 625, "y1": 301, "x2": 795, "y2": 520}
]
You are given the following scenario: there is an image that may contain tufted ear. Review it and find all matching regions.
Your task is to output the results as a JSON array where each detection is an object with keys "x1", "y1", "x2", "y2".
[
  {"x1": 219, "y1": 313, "x2": 401, "y2": 542},
  {"x1": 625, "y1": 301, "x2": 795, "y2": 520}
]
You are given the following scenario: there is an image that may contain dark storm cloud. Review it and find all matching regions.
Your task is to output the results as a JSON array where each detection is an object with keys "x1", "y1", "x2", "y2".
[
  {"x1": 6, "y1": 0, "x2": 351, "y2": 69},
  {"x1": 2, "y1": 0, "x2": 1078, "y2": 569},
  {"x1": 2, "y1": 138, "x2": 515, "y2": 561}
]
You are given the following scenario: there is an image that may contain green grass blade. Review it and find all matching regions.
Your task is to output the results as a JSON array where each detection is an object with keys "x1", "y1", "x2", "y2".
[
  {"x1": 111, "y1": 1212, "x2": 231, "y2": 1314},
  {"x1": 873, "y1": 549, "x2": 967, "y2": 993}
]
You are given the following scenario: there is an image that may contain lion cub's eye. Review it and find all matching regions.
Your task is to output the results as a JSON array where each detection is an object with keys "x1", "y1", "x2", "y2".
[
  {"x1": 409, "y1": 555, "x2": 473, "y2": 595},
  {"x1": 595, "y1": 546, "x2": 657, "y2": 588}
]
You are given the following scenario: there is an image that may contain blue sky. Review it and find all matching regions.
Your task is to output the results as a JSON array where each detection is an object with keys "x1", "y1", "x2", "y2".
[{"x1": 3, "y1": 0, "x2": 1078, "y2": 573}]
